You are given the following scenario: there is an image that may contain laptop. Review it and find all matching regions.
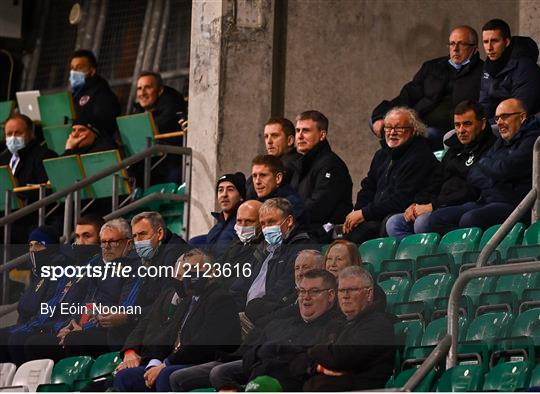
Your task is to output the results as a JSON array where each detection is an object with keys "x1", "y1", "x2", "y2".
[{"x1": 16, "y1": 90, "x2": 41, "y2": 121}]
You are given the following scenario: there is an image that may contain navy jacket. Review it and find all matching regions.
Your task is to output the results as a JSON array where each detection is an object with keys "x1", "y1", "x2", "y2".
[
  {"x1": 354, "y1": 136, "x2": 440, "y2": 221},
  {"x1": 467, "y1": 115, "x2": 540, "y2": 206},
  {"x1": 204, "y1": 211, "x2": 239, "y2": 258},
  {"x1": 414, "y1": 126, "x2": 496, "y2": 209},
  {"x1": 480, "y1": 36, "x2": 540, "y2": 120}
]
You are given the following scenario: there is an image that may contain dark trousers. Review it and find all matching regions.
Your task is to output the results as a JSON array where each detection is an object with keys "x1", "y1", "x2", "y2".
[
  {"x1": 429, "y1": 201, "x2": 516, "y2": 235},
  {"x1": 113, "y1": 364, "x2": 189, "y2": 392},
  {"x1": 344, "y1": 221, "x2": 383, "y2": 244}
]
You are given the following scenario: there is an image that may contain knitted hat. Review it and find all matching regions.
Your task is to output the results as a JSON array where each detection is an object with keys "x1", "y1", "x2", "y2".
[
  {"x1": 215, "y1": 172, "x2": 246, "y2": 200},
  {"x1": 245, "y1": 376, "x2": 283, "y2": 392},
  {"x1": 72, "y1": 117, "x2": 100, "y2": 135},
  {"x1": 29, "y1": 225, "x2": 60, "y2": 246}
]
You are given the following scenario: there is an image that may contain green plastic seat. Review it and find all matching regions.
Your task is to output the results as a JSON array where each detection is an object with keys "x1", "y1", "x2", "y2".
[
  {"x1": 0, "y1": 100, "x2": 15, "y2": 140},
  {"x1": 37, "y1": 356, "x2": 93, "y2": 392},
  {"x1": 433, "y1": 149, "x2": 447, "y2": 162},
  {"x1": 462, "y1": 276, "x2": 497, "y2": 307},
  {"x1": 380, "y1": 233, "x2": 440, "y2": 281},
  {"x1": 510, "y1": 308, "x2": 540, "y2": 346},
  {"x1": 530, "y1": 364, "x2": 540, "y2": 388},
  {"x1": 358, "y1": 237, "x2": 398, "y2": 277},
  {"x1": 483, "y1": 361, "x2": 531, "y2": 392},
  {"x1": 72, "y1": 352, "x2": 121, "y2": 391},
  {"x1": 37, "y1": 91, "x2": 75, "y2": 128},
  {"x1": 394, "y1": 319, "x2": 423, "y2": 373},
  {"x1": 506, "y1": 222, "x2": 540, "y2": 262},
  {"x1": 385, "y1": 366, "x2": 437, "y2": 391},
  {"x1": 459, "y1": 311, "x2": 514, "y2": 359},
  {"x1": 139, "y1": 182, "x2": 178, "y2": 211},
  {"x1": 379, "y1": 277, "x2": 411, "y2": 306},
  {"x1": 391, "y1": 273, "x2": 455, "y2": 321},
  {"x1": 478, "y1": 273, "x2": 540, "y2": 314},
  {"x1": 42, "y1": 124, "x2": 71, "y2": 155},
  {"x1": 435, "y1": 364, "x2": 484, "y2": 392},
  {"x1": 320, "y1": 244, "x2": 331, "y2": 255}
]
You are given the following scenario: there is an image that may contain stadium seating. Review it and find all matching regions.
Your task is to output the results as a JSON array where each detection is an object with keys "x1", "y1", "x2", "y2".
[
  {"x1": 0, "y1": 364, "x2": 16, "y2": 388},
  {"x1": 36, "y1": 356, "x2": 93, "y2": 392},
  {"x1": 506, "y1": 221, "x2": 540, "y2": 262},
  {"x1": 37, "y1": 92, "x2": 75, "y2": 129},
  {"x1": 434, "y1": 364, "x2": 484, "y2": 392},
  {"x1": 358, "y1": 237, "x2": 398, "y2": 277},
  {"x1": 482, "y1": 360, "x2": 531, "y2": 391},
  {"x1": 386, "y1": 365, "x2": 438, "y2": 391},
  {"x1": 379, "y1": 276, "x2": 411, "y2": 306},
  {"x1": 0, "y1": 166, "x2": 22, "y2": 213},
  {"x1": 71, "y1": 352, "x2": 121, "y2": 391},
  {"x1": 0, "y1": 100, "x2": 15, "y2": 140},
  {"x1": 42, "y1": 125, "x2": 72, "y2": 155},
  {"x1": 116, "y1": 112, "x2": 158, "y2": 157},
  {"x1": 0, "y1": 359, "x2": 54, "y2": 392}
]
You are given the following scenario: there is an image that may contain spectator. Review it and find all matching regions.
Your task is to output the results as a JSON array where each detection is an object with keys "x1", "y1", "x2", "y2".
[
  {"x1": 344, "y1": 107, "x2": 439, "y2": 244},
  {"x1": 371, "y1": 25, "x2": 483, "y2": 149},
  {"x1": 289, "y1": 110, "x2": 353, "y2": 242},
  {"x1": 69, "y1": 49, "x2": 121, "y2": 140},
  {"x1": 190, "y1": 172, "x2": 246, "y2": 258},
  {"x1": 386, "y1": 100, "x2": 496, "y2": 239},
  {"x1": 134, "y1": 71, "x2": 188, "y2": 133},
  {"x1": 0, "y1": 114, "x2": 57, "y2": 197},
  {"x1": 302, "y1": 266, "x2": 395, "y2": 391},
  {"x1": 62, "y1": 118, "x2": 116, "y2": 156},
  {"x1": 131, "y1": 211, "x2": 190, "y2": 313},
  {"x1": 133, "y1": 71, "x2": 188, "y2": 184},
  {"x1": 251, "y1": 154, "x2": 305, "y2": 223},
  {"x1": 215, "y1": 200, "x2": 263, "y2": 290},
  {"x1": 231, "y1": 198, "x2": 314, "y2": 320},
  {"x1": 324, "y1": 240, "x2": 362, "y2": 277},
  {"x1": 73, "y1": 213, "x2": 105, "y2": 245},
  {"x1": 430, "y1": 98, "x2": 540, "y2": 233},
  {"x1": 294, "y1": 250, "x2": 325, "y2": 287},
  {"x1": 113, "y1": 249, "x2": 240, "y2": 392},
  {"x1": 479, "y1": 19, "x2": 540, "y2": 122}
]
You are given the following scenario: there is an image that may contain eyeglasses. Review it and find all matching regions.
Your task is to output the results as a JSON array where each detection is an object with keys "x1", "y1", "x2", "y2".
[
  {"x1": 100, "y1": 238, "x2": 128, "y2": 248},
  {"x1": 297, "y1": 288, "x2": 332, "y2": 298},
  {"x1": 494, "y1": 112, "x2": 523, "y2": 122},
  {"x1": 383, "y1": 126, "x2": 414, "y2": 134},
  {"x1": 338, "y1": 286, "x2": 370, "y2": 295},
  {"x1": 447, "y1": 41, "x2": 475, "y2": 49}
]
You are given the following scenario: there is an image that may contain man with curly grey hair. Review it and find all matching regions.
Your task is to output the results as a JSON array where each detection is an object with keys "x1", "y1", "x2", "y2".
[{"x1": 343, "y1": 107, "x2": 439, "y2": 244}]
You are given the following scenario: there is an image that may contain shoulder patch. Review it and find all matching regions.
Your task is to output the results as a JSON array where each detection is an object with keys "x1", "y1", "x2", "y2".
[
  {"x1": 325, "y1": 172, "x2": 331, "y2": 178},
  {"x1": 79, "y1": 95, "x2": 90, "y2": 106}
]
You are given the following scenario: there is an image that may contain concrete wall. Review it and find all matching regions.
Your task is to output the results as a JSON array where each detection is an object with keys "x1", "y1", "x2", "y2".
[{"x1": 283, "y1": 0, "x2": 519, "y2": 195}]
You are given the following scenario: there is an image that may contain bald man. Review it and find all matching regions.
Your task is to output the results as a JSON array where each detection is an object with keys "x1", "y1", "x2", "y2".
[
  {"x1": 216, "y1": 200, "x2": 263, "y2": 290},
  {"x1": 429, "y1": 98, "x2": 540, "y2": 234}
]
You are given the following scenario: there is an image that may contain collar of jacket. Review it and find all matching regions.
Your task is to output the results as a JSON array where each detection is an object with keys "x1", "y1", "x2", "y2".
[
  {"x1": 501, "y1": 115, "x2": 540, "y2": 146},
  {"x1": 211, "y1": 209, "x2": 237, "y2": 223},
  {"x1": 16, "y1": 138, "x2": 40, "y2": 158},
  {"x1": 300, "y1": 139, "x2": 332, "y2": 167},
  {"x1": 446, "y1": 51, "x2": 481, "y2": 74},
  {"x1": 379, "y1": 135, "x2": 418, "y2": 159}
]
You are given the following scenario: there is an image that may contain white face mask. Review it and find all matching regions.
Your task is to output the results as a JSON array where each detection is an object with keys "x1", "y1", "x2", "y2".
[
  {"x1": 6, "y1": 136, "x2": 26, "y2": 154},
  {"x1": 234, "y1": 224, "x2": 257, "y2": 243}
]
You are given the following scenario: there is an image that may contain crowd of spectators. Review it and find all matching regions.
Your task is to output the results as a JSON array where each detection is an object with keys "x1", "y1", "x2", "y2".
[{"x1": 1, "y1": 17, "x2": 540, "y2": 392}]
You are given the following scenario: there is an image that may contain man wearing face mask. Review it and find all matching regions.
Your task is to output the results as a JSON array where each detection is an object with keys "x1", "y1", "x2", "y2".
[
  {"x1": 215, "y1": 200, "x2": 263, "y2": 291},
  {"x1": 113, "y1": 249, "x2": 240, "y2": 392},
  {"x1": 68, "y1": 49, "x2": 121, "y2": 141},
  {"x1": 131, "y1": 211, "x2": 190, "y2": 315},
  {"x1": 230, "y1": 198, "x2": 315, "y2": 318}
]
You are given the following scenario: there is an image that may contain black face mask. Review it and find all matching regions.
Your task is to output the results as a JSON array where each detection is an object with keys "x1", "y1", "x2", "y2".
[
  {"x1": 30, "y1": 248, "x2": 57, "y2": 275},
  {"x1": 183, "y1": 275, "x2": 208, "y2": 296},
  {"x1": 72, "y1": 244, "x2": 101, "y2": 265}
]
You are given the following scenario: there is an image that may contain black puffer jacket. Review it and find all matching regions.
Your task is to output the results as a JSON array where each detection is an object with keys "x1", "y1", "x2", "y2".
[
  {"x1": 414, "y1": 125, "x2": 496, "y2": 208},
  {"x1": 290, "y1": 139, "x2": 353, "y2": 226},
  {"x1": 467, "y1": 115, "x2": 540, "y2": 206},
  {"x1": 480, "y1": 36, "x2": 540, "y2": 120},
  {"x1": 62, "y1": 136, "x2": 117, "y2": 156},
  {"x1": 354, "y1": 136, "x2": 439, "y2": 221},
  {"x1": 73, "y1": 75, "x2": 121, "y2": 139},
  {"x1": 372, "y1": 53, "x2": 483, "y2": 131}
]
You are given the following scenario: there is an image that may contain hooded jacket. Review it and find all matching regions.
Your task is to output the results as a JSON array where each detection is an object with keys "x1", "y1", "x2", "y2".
[
  {"x1": 414, "y1": 125, "x2": 496, "y2": 208},
  {"x1": 467, "y1": 115, "x2": 540, "y2": 206},
  {"x1": 480, "y1": 36, "x2": 540, "y2": 120},
  {"x1": 354, "y1": 136, "x2": 440, "y2": 221}
]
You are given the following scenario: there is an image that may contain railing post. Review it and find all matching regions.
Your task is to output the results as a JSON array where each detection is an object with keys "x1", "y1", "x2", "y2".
[
  {"x1": 73, "y1": 189, "x2": 81, "y2": 233},
  {"x1": 144, "y1": 137, "x2": 152, "y2": 190},
  {"x1": 38, "y1": 184, "x2": 46, "y2": 226},
  {"x1": 2, "y1": 190, "x2": 12, "y2": 304},
  {"x1": 112, "y1": 173, "x2": 119, "y2": 212},
  {"x1": 532, "y1": 136, "x2": 540, "y2": 222},
  {"x1": 63, "y1": 193, "x2": 74, "y2": 244}
]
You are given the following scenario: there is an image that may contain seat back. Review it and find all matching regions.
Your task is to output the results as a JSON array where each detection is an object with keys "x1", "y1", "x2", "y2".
[
  {"x1": 358, "y1": 237, "x2": 398, "y2": 275},
  {"x1": 50, "y1": 356, "x2": 93, "y2": 386},
  {"x1": 80, "y1": 150, "x2": 131, "y2": 198},
  {"x1": 511, "y1": 308, "x2": 540, "y2": 344},
  {"x1": 0, "y1": 364, "x2": 16, "y2": 387},
  {"x1": 463, "y1": 276, "x2": 497, "y2": 306},
  {"x1": 465, "y1": 311, "x2": 513, "y2": 342},
  {"x1": 523, "y1": 221, "x2": 540, "y2": 246},
  {"x1": 116, "y1": 112, "x2": 158, "y2": 157},
  {"x1": 394, "y1": 319, "x2": 424, "y2": 350},
  {"x1": 395, "y1": 233, "x2": 440, "y2": 261},
  {"x1": 0, "y1": 100, "x2": 14, "y2": 139},
  {"x1": 530, "y1": 364, "x2": 540, "y2": 389},
  {"x1": 483, "y1": 361, "x2": 531, "y2": 391},
  {"x1": 408, "y1": 273, "x2": 455, "y2": 304},
  {"x1": 379, "y1": 277, "x2": 411, "y2": 306},
  {"x1": 495, "y1": 273, "x2": 540, "y2": 301},
  {"x1": 37, "y1": 92, "x2": 74, "y2": 128},
  {"x1": 43, "y1": 155, "x2": 91, "y2": 200},
  {"x1": 42, "y1": 125, "x2": 71, "y2": 155},
  {"x1": 435, "y1": 364, "x2": 483, "y2": 392},
  {"x1": 0, "y1": 166, "x2": 22, "y2": 212},
  {"x1": 89, "y1": 352, "x2": 121, "y2": 379},
  {"x1": 12, "y1": 359, "x2": 54, "y2": 392},
  {"x1": 387, "y1": 367, "x2": 437, "y2": 391},
  {"x1": 437, "y1": 227, "x2": 482, "y2": 265},
  {"x1": 422, "y1": 316, "x2": 469, "y2": 347}
]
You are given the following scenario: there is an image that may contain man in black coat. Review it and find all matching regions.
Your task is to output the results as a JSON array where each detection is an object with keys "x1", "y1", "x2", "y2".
[
  {"x1": 113, "y1": 249, "x2": 241, "y2": 392},
  {"x1": 289, "y1": 110, "x2": 353, "y2": 242},
  {"x1": 69, "y1": 49, "x2": 121, "y2": 140},
  {"x1": 302, "y1": 266, "x2": 395, "y2": 391},
  {"x1": 386, "y1": 100, "x2": 496, "y2": 239},
  {"x1": 430, "y1": 98, "x2": 540, "y2": 234},
  {"x1": 371, "y1": 26, "x2": 483, "y2": 149},
  {"x1": 61, "y1": 118, "x2": 117, "y2": 156},
  {"x1": 479, "y1": 19, "x2": 540, "y2": 122},
  {"x1": 343, "y1": 107, "x2": 439, "y2": 244}
]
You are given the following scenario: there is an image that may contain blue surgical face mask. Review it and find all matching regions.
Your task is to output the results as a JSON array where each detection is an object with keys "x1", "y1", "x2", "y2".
[
  {"x1": 69, "y1": 70, "x2": 87, "y2": 88},
  {"x1": 134, "y1": 238, "x2": 159, "y2": 260},
  {"x1": 263, "y1": 225, "x2": 283, "y2": 246},
  {"x1": 6, "y1": 136, "x2": 26, "y2": 154}
]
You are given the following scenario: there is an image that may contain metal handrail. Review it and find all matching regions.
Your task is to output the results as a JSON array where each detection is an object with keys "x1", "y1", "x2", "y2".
[
  {"x1": 446, "y1": 260, "x2": 540, "y2": 368},
  {"x1": 0, "y1": 144, "x2": 191, "y2": 227},
  {"x1": 0, "y1": 254, "x2": 29, "y2": 275}
]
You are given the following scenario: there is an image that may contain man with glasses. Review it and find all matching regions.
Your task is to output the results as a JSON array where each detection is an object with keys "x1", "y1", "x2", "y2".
[
  {"x1": 371, "y1": 26, "x2": 482, "y2": 149},
  {"x1": 343, "y1": 107, "x2": 439, "y2": 244},
  {"x1": 302, "y1": 266, "x2": 395, "y2": 391},
  {"x1": 430, "y1": 98, "x2": 540, "y2": 234},
  {"x1": 479, "y1": 19, "x2": 540, "y2": 123}
]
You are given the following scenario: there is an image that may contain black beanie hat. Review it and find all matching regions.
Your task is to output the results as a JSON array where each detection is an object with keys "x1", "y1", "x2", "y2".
[
  {"x1": 216, "y1": 172, "x2": 246, "y2": 200},
  {"x1": 72, "y1": 117, "x2": 101, "y2": 136}
]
